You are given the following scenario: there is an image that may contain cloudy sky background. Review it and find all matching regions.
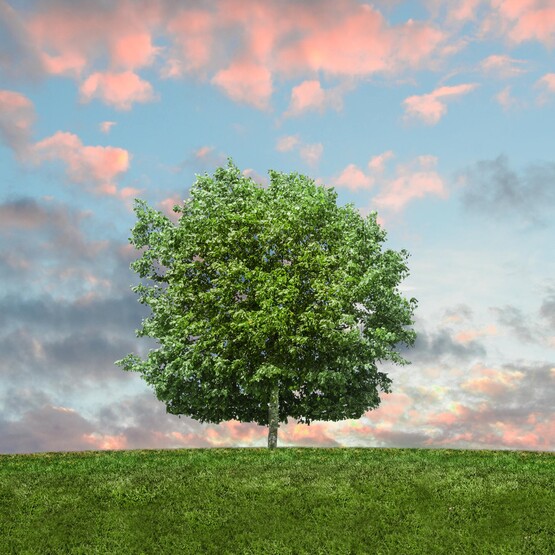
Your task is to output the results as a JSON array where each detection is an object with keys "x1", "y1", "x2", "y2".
[{"x1": 1, "y1": 0, "x2": 554, "y2": 454}]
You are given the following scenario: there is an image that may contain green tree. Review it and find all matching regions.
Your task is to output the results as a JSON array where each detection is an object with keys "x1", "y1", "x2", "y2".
[{"x1": 115, "y1": 159, "x2": 418, "y2": 449}]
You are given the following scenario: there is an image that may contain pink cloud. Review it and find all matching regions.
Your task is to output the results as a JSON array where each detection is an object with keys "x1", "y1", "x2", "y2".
[
  {"x1": 454, "y1": 324, "x2": 498, "y2": 343},
  {"x1": 487, "y1": 0, "x2": 555, "y2": 47},
  {"x1": 32, "y1": 131, "x2": 130, "y2": 195},
  {"x1": 374, "y1": 172, "x2": 446, "y2": 211},
  {"x1": 216, "y1": 0, "x2": 295, "y2": 64},
  {"x1": 285, "y1": 80, "x2": 326, "y2": 115},
  {"x1": 79, "y1": 71, "x2": 156, "y2": 110},
  {"x1": 276, "y1": 4, "x2": 445, "y2": 77},
  {"x1": 195, "y1": 146, "x2": 214, "y2": 159},
  {"x1": 427, "y1": 402, "x2": 472, "y2": 427},
  {"x1": 491, "y1": 421, "x2": 553, "y2": 450},
  {"x1": 159, "y1": 194, "x2": 184, "y2": 224},
  {"x1": 365, "y1": 392, "x2": 413, "y2": 424},
  {"x1": 118, "y1": 186, "x2": 145, "y2": 208},
  {"x1": 185, "y1": 145, "x2": 228, "y2": 170},
  {"x1": 276, "y1": 134, "x2": 323, "y2": 167},
  {"x1": 0, "y1": 89, "x2": 35, "y2": 158},
  {"x1": 283, "y1": 79, "x2": 352, "y2": 117},
  {"x1": 403, "y1": 83, "x2": 479, "y2": 125},
  {"x1": 211, "y1": 59, "x2": 273, "y2": 110},
  {"x1": 508, "y1": 6, "x2": 555, "y2": 46},
  {"x1": 368, "y1": 150, "x2": 394, "y2": 172},
  {"x1": 26, "y1": 2, "x2": 163, "y2": 77},
  {"x1": 163, "y1": 9, "x2": 215, "y2": 78},
  {"x1": 460, "y1": 365, "x2": 525, "y2": 397},
  {"x1": 371, "y1": 155, "x2": 447, "y2": 212},
  {"x1": 163, "y1": 1, "x2": 445, "y2": 109},
  {"x1": 242, "y1": 168, "x2": 269, "y2": 187},
  {"x1": 110, "y1": 32, "x2": 161, "y2": 70},
  {"x1": 40, "y1": 51, "x2": 88, "y2": 78},
  {"x1": 99, "y1": 121, "x2": 116, "y2": 134},
  {"x1": 299, "y1": 143, "x2": 324, "y2": 166},
  {"x1": 82, "y1": 432, "x2": 128, "y2": 451},
  {"x1": 119, "y1": 187, "x2": 144, "y2": 200},
  {"x1": 536, "y1": 73, "x2": 555, "y2": 92},
  {"x1": 492, "y1": 0, "x2": 538, "y2": 20},
  {"x1": 479, "y1": 54, "x2": 528, "y2": 78},
  {"x1": 276, "y1": 135, "x2": 300, "y2": 152},
  {"x1": 495, "y1": 86, "x2": 520, "y2": 110},
  {"x1": 331, "y1": 164, "x2": 375, "y2": 191},
  {"x1": 12, "y1": 1, "x2": 447, "y2": 112},
  {"x1": 535, "y1": 73, "x2": 555, "y2": 104},
  {"x1": 447, "y1": 0, "x2": 484, "y2": 21}
]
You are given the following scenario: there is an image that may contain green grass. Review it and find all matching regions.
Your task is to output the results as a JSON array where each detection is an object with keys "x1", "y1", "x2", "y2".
[{"x1": 0, "y1": 447, "x2": 553, "y2": 554}]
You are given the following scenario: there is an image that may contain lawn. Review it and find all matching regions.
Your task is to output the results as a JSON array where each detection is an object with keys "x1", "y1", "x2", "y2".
[{"x1": 0, "y1": 447, "x2": 553, "y2": 554}]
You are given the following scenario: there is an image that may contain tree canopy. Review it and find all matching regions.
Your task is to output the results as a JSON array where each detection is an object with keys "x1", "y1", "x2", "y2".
[{"x1": 115, "y1": 159, "x2": 418, "y2": 448}]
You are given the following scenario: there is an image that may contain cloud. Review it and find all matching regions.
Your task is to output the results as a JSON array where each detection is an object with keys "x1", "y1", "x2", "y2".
[
  {"x1": 489, "y1": 305, "x2": 540, "y2": 344},
  {"x1": 539, "y1": 287, "x2": 555, "y2": 330},
  {"x1": 275, "y1": 2, "x2": 445, "y2": 78},
  {"x1": 368, "y1": 150, "x2": 394, "y2": 173},
  {"x1": 276, "y1": 135, "x2": 300, "y2": 152},
  {"x1": 329, "y1": 153, "x2": 446, "y2": 212},
  {"x1": 41, "y1": 51, "x2": 88, "y2": 78},
  {"x1": 32, "y1": 131, "x2": 130, "y2": 195},
  {"x1": 193, "y1": 145, "x2": 228, "y2": 168},
  {"x1": 275, "y1": 134, "x2": 323, "y2": 167},
  {"x1": 299, "y1": 143, "x2": 324, "y2": 166},
  {"x1": 99, "y1": 121, "x2": 116, "y2": 134},
  {"x1": 0, "y1": 89, "x2": 35, "y2": 158},
  {"x1": 331, "y1": 164, "x2": 375, "y2": 192},
  {"x1": 0, "y1": 197, "x2": 112, "y2": 269},
  {"x1": 403, "y1": 83, "x2": 479, "y2": 125},
  {"x1": 537, "y1": 73, "x2": 555, "y2": 92},
  {"x1": 158, "y1": 194, "x2": 185, "y2": 224},
  {"x1": 1, "y1": 274, "x2": 554, "y2": 452},
  {"x1": 495, "y1": 86, "x2": 520, "y2": 111},
  {"x1": 454, "y1": 324, "x2": 498, "y2": 344},
  {"x1": 211, "y1": 59, "x2": 273, "y2": 110},
  {"x1": 283, "y1": 79, "x2": 355, "y2": 118},
  {"x1": 0, "y1": 90, "x2": 131, "y2": 196},
  {"x1": 242, "y1": 168, "x2": 269, "y2": 187},
  {"x1": 79, "y1": 71, "x2": 157, "y2": 110},
  {"x1": 0, "y1": 197, "x2": 144, "y2": 312},
  {"x1": 535, "y1": 73, "x2": 555, "y2": 104},
  {"x1": 0, "y1": 288, "x2": 148, "y2": 339},
  {"x1": 0, "y1": 1, "x2": 45, "y2": 82},
  {"x1": 424, "y1": 361, "x2": 555, "y2": 451},
  {"x1": 445, "y1": 0, "x2": 484, "y2": 22},
  {"x1": 457, "y1": 155, "x2": 555, "y2": 227},
  {"x1": 372, "y1": 155, "x2": 447, "y2": 212},
  {"x1": 396, "y1": 325, "x2": 487, "y2": 365},
  {"x1": 1, "y1": 1, "x2": 448, "y2": 112},
  {"x1": 110, "y1": 32, "x2": 162, "y2": 70},
  {"x1": 502, "y1": 1, "x2": 555, "y2": 47},
  {"x1": 25, "y1": 0, "x2": 164, "y2": 76},
  {"x1": 172, "y1": 145, "x2": 229, "y2": 176},
  {"x1": 479, "y1": 54, "x2": 528, "y2": 78},
  {"x1": 162, "y1": 7, "x2": 216, "y2": 79}
]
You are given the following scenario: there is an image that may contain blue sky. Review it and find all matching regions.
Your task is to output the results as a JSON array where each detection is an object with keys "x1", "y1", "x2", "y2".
[{"x1": 0, "y1": 0, "x2": 554, "y2": 453}]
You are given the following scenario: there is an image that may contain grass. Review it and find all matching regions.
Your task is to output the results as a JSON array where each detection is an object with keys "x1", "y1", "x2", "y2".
[{"x1": 0, "y1": 447, "x2": 553, "y2": 554}]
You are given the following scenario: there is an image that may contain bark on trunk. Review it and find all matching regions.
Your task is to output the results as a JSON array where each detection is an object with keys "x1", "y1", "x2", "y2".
[{"x1": 267, "y1": 382, "x2": 279, "y2": 449}]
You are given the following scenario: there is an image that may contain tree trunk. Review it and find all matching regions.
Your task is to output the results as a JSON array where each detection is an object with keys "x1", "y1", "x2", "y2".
[{"x1": 267, "y1": 382, "x2": 279, "y2": 449}]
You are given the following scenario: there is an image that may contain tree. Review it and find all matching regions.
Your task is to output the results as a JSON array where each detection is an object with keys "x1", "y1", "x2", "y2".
[{"x1": 115, "y1": 159, "x2": 418, "y2": 449}]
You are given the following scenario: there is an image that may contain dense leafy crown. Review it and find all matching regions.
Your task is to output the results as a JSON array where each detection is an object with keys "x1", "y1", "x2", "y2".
[{"x1": 116, "y1": 159, "x2": 418, "y2": 426}]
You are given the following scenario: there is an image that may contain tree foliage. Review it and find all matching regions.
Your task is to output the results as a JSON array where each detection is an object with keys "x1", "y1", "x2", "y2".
[{"x1": 115, "y1": 159, "x2": 418, "y2": 446}]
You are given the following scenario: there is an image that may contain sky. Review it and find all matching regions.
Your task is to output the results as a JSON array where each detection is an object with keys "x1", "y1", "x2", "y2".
[{"x1": 0, "y1": 0, "x2": 554, "y2": 455}]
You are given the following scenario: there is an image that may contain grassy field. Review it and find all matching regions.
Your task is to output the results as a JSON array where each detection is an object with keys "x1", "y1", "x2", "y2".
[{"x1": 0, "y1": 447, "x2": 553, "y2": 554}]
